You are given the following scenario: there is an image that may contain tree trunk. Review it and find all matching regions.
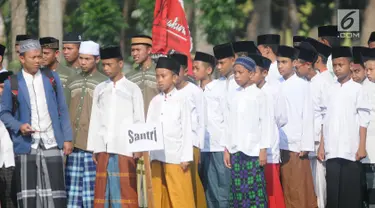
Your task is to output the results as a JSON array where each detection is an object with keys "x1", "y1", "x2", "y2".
[
  {"x1": 0, "y1": 11, "x2": 5, "y2": 44},
  {"x1": 194, "y1": 0, "x2": 212, "y2": 53},
  {"x1": 280, "y1": 1, "x2": 289, "y2": 45},
  {"x1": 61, "y1": 0, "x2": 68, "y2": 17},
  {"x1": 11, "y1": 0, "x2": 27, "y2": 60},
  {"x1": 121, "y1": 0, "x2": 134, "y2": 58},
  {"x1": 39, "y1": 0, "x2": 63, "y2": 49},
  {"x1": 184, "y1": 0, "x2": 195, "y2": 52},
  {"x1": 246, "y1": 0, "x2": 271, "y2": 41},
  {"x1": 331, "y1": 0, "x2": 339, "y2": 25},
  {"x1": 288, "y1": 0, "x2": 300, "y2": 36},
  {"x1": 361, "y1": 0, "x2": 375, "y2": 46}
]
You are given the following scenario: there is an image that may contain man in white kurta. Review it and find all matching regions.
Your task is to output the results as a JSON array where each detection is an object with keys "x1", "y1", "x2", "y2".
[
  {"x1": 318, "y1": 46, "x2": 371, "y2": 208},
  {"x1": 0, "y1": 72, "x2": 16, "y2": 207},
  {"x1": 295, "y1": 42, "x2": 328, "y2": 208},
  {"x1": 222, "y1": 56, "x2": 272, "y2": 207},
  {"x1": 249, "y1": 54, "x2": 288, "y2": 208},
  {"x1": 87, "y1": 46, "x2": 144, "y2": 208},
  {"x1": 361, "y1": 76, "x2": 375, "y2": 208},
  {"x1": 0, "y1": 70, "x2": 16, "y2": 208},
  {"x1": 361, "y1": 49, "x2": 375, "y2": 207},
  {"x1": 147, "y1": 57, "x2": 195, "y2": 208},
  {"x1": 276, "y1": 45, "x2": 317, "y2": 208},
  {"x1": 170, "y1": 53, "x2": 207, "y2": 207},
  {"x1": 193, "y1": 51, "x2": 230, "y2": 208}
]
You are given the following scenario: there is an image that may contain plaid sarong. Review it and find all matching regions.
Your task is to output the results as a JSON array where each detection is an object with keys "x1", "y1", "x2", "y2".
[
  {"x1": 0, "y1": 166, "x2": 17, "y2": 208},
  {"x1": 94, "y1": 153, "x2": 138, "y2": 208},
  {"x1": 65, "y1": 149, "x2": 96, "y2": 207},
  {"x1": 15, "y1": 146, "x2": 66, "y2": 208},
  {"x1": 229, "y1": 152, "x2": 268, "y2": 208}
]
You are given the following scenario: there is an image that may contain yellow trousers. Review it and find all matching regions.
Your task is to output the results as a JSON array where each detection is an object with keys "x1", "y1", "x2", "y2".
[
  {"x1": 192, "y1": 147, "x2": 207, "y2": 208},
  {"x1": 151, "y1": 161, "x2": 196, "y2": 208}
]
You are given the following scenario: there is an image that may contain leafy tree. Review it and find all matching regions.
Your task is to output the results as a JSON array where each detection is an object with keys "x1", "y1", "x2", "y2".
[
  {"x1": 131, "y1": 0, "x2": 154, "y2": 35},
  {"x1": 27, "y1": 0, "x2": 39, "y2": 37},
  {"x1": 197, "y1": 0, "x2": 248, "y2": 45},
  {"x1": 64, "y1": 0, "x2": 126, "y2": 46}
]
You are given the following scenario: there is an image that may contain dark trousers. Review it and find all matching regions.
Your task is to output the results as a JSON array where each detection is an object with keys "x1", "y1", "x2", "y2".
[
  {"x1": 326, "y1": 158, "x2": 363, "y2": 208},
  {"x1": 0, "y1": 166, "x2": 17, "y2": 208}
]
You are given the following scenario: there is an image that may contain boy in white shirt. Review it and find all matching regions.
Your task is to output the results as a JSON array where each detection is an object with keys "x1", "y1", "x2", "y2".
[
  {"x1": 360, "y1": 47, "x2": 375, "y2": 207},
  {"x1": 295, "y1": 42, "x2": 328, "y2": 208},
  {"x1": 277, "y1": 45, "x2": 317, "y2": 208},
  {"x1": 223, "y1": 56, "x2": 272, "y2": 207},
  {"x1": 193, "y1": 51, "x2": 230, "y2": 208},
  {"x1": 147, "y1": 57, "x2": 195, "y2": 208},
  {"x1": 0, "y1": 71, "x2": 16, "y2": 208},
  {"x1": 249, "y1": 54, "x2": 288, "y2": 208},
  {"x1": 318, "y1": 46, "x2": 371, "y2": 208},
  {"x1": 170, "y1": 52, "x2": 207, "y2": 208},
  {"x1": 87, "y1": 46, "x2": 144, "y2": 207}
]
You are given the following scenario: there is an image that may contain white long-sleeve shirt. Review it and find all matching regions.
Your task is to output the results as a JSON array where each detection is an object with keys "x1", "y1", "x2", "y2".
[
  {"x1": 261, "y1": 82, "x2": 288, "y2": 163},
  {"x1": 178, "y1": 82, "x2": 205, "y2": 149},
  {"x1": 223, "y1": 84, "x2": 272, "y2": 157},
  {"x1": 265, "y1": 61, "x2": 283, "y2": 85},
  {"x1": 23, "y1": 70, "x2": 56, "y2": 149},
  {"x1": 279, "y1": 74, "x2": 315, "y2": 153},
  {"x1": 320, "y1": 55, "x2": 336, "y2": 85},
  {"x1": 218, "y1": 74, "x2": 239, "y2": 93},
  {"x1": 147, "y1": 88, "x2": 194, "y2": 164},
  {"x1": 201, "y1": 80, "x2": 227, "y2": 152},
  {"x1": 0, "y1": 120, "x2": 15, "y2": 168},
  {"x1": 361, "y1": 78, "x2": 375, "y2": 164},
  {"x1": 87, "y1": 77, "x2": 145, "y2": 157},
  {"x1": 322, "y1": 79, "x2": 371, "y2": 161},
  {"x1": 310, "y1": 73, "x2": 328, "y2": 143}
]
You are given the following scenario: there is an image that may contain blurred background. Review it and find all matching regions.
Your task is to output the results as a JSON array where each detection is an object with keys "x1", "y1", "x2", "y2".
[{"x1": 0, "y1": 0, "x2": 374, "y2": 70}]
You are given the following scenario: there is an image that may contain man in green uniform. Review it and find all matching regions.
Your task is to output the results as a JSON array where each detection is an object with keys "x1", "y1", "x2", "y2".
[
  {"x1": 63, "y1": 32, "x2": 82, "y2": 72},
  {"x1": 64, "y1": 41, "x2": 107, "y2": 207},
  {"x1": 126, "y1": 35, "x2": 158, "y2": 208},
  {"x1": 40, "y1": 37, "x2": 76, "y2": 89}
]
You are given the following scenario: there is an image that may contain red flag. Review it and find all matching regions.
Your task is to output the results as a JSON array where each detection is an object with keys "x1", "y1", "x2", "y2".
[{"x1": 152, "y1": 0, "x2": 193, "y2": 75}]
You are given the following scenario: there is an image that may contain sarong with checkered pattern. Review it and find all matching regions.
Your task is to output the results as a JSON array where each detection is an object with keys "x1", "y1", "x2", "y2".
[
  {"x1": 15, "y1": 146, "x2": 67, "y2": 208},
  {"x1": 65, "y1": 149, "x2": 96, "y2": 208}
]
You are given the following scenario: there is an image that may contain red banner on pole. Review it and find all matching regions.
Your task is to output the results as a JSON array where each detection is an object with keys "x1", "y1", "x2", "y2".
[{"x1": 152, "y1": 0, "x2": 193, "y2": 74}]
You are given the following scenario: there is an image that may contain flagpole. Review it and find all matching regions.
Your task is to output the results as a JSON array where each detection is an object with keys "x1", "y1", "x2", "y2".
[{"x1": 144, "y1": 152, "x2": 154, "y2": 208}]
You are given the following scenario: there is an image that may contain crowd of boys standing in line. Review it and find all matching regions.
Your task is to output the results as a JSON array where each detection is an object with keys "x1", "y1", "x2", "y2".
[{"x1": 1, "y1": 24, "x2": 375, "y2": 208}]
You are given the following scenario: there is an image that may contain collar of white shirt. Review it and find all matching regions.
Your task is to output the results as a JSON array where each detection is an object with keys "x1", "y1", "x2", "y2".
[
  {"x1": 162, "y1": 87, "x2": 177, "y2": 98},
  {"x1": 334, "y1": 78, "x2": 354, "y2": 86},
  {"x1": 105, "y1": 76, "x2": 126, "y2": 86},
  {"x1": 237, "y1": 83, "x2": 257, "y2": 91},
  {"x1": 22, "y1": 69, "x2": 41, "y2": 82},
  {"x1": 204, "y1": 80, "x2": 217, "y2": 91}
]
